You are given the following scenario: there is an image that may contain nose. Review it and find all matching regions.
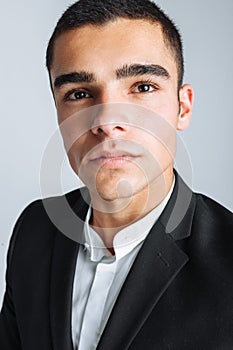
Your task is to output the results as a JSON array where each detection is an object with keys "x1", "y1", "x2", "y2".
[{"x1": 90, "y1": 104, "x2": 129, "y2": 138}]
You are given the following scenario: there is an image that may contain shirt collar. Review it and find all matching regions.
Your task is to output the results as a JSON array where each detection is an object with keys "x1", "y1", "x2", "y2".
[{"x1": 84, "y1": 178, "x2": 175, "y2": 262}]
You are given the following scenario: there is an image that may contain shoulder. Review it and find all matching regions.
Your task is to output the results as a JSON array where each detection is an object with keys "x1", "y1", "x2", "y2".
[
  {"x1": 7, "y1": 187, "x2": 87, "y2": 267},
  {"x1": 16, "y1": 186, "x2": 87, "y2": 224},
  {"x1": 182, "y1": 192, "x2": 233, "y2": 283},
  {"x1": 193, "y1": 192, "x2": 233, "y2": 230},
  {"x1": 12, "y1": 187, "x2": 85, "y2": 235}
]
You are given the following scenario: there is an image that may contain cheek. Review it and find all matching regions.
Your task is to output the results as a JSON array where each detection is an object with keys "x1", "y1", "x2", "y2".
[
  {"x1": 66, "y1": 140, "x2": 83, "y2": 174},
  {"x1": 145, "y1": 90, "x2": 179, "y2": 127},
  {"x1": 58, "y1": 109, "x2": 93, "y2": 154},
  {"x1": 137, "y1": 120, "x2": 177, "y2": 167},
  {"x1": 65, "y1": 133, "x2": 91, "y2": 172}
]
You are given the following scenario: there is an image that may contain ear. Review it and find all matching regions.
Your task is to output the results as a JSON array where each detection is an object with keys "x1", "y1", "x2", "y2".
[{"x1": 177, "y1": 84, "x2": 194, "y2": 131}]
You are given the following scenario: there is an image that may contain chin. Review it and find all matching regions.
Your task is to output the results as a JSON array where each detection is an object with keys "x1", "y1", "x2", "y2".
[{"x1": 95, "y1": 177, "x2": 148, "y2": 202}]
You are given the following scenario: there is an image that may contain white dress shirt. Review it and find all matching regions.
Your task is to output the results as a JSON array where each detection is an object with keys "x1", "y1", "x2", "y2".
[{"x1": 72, "y1": 181, "x2": 175, "y2": 350}]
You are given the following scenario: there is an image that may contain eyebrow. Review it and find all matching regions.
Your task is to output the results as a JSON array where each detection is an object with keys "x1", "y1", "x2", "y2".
[
  {"x1": 53, "y1": 63, "x2": 170, "y2": 89},
  {"x1": 54, "y1": 71, "x2": 96, "y2": 89},
  {"x1": 116, "y1": 64, "x2": 170, "y2": 80}
]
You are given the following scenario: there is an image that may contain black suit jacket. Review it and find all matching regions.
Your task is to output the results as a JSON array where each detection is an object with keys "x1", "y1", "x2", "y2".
[{"x1": 1, "y1": 174, "x2": 233, "y2": 350}]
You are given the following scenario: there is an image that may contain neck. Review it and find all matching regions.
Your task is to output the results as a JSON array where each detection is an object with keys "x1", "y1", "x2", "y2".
[{"x1": 89, "y1": 167, "x2": 174, "y2": 249}]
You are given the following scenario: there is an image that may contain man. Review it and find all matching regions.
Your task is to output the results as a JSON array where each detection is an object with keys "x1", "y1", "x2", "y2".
[{"x1": 0, "y1": 0, "x2": 233, "y2": 349}]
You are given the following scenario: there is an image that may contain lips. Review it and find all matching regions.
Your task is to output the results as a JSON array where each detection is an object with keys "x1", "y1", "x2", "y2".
[
  {"x1": 89, "y1": 150, "x2": 137, "y2": 161},
  {"x1": 88, "y1": 149, "x2": 140, "y2": 168}
]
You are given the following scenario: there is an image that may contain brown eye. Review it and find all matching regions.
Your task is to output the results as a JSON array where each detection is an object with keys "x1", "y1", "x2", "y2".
[
  {"x1": 67, "y1": 90, "x2": 91, "y2": 100},
  {"x1": 138, "y1": 84, "x2": 151, "y2": 92},
  {"x1": 133, "y1": 83, "x2": 156, "y2": 93}
]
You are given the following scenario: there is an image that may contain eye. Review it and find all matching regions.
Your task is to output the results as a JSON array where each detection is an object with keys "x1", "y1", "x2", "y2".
[
  {"x1": 133, "y1": 83, "x2": 156, "y2": 93},
  {"x1": 65, "y1": 90, "x2": 92, "y2": 101}
]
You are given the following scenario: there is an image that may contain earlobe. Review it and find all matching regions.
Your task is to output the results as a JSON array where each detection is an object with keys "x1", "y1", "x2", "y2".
[{"x1": 177, "y1": 84, "x2": 194, "y2": 131}]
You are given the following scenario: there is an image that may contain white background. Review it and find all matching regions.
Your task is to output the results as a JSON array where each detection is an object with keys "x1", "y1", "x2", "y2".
[{"x1": 1, "y1": 0, "x2": 233, "y2": 302}]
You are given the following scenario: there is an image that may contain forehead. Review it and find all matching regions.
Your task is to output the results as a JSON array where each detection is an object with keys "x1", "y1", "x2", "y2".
[{"x1": 51, "y1": 18, "x2": 177, "y2": 81}]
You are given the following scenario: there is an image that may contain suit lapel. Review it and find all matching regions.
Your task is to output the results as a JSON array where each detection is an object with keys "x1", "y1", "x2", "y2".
[
  {"x1": 97, "y1": 174, "x2": 196, "y2": 350},
  {"x1": 50, "y1": 233, "x2": 78, "y2": 350},
  {"x1": 97, "y1": 221, "x2": 189, "y2": 350},
  {"x1": 49, "y1": 189, "x2": 89, "y2": 350}
]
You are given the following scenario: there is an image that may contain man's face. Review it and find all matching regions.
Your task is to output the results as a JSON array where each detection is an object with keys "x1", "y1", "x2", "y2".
[{"x1": 50, "y1": 19, "x2": 192, "y2": 201}]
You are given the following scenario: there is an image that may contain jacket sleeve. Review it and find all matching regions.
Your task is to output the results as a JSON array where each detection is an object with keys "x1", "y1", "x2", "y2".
[
  {"x1": 0, "y1": 206, "x2": 30, "y2": 350},
  {"x1": 0, "y1": 283, "x2": 22, "y2": 349}
]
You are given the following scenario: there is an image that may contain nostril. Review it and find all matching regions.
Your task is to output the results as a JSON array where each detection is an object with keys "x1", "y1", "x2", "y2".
[
  {"x1": 94, "y1": 125, "x2": 124, "y2": 133},
  {"x1": 91, "y1": 122, "x2": 127, "y2": 137}
]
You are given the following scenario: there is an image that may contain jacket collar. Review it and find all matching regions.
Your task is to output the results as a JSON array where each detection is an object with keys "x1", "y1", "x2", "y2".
[{"x1": 159, "y1": 171, "x2": 196, "y2": 240}]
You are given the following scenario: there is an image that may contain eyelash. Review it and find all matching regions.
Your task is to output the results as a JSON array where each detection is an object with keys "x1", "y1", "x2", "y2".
[{"x1": 63, "y1": 79, "x2": 158, "y2": 102}]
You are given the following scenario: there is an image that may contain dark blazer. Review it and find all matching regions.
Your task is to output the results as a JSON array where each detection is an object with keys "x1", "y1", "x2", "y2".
[{"x1": 1, "y1": 174, "x2": 233, "y2": 350}]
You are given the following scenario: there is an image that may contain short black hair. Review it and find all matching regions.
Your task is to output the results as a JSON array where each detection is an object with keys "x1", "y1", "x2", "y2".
[{"x1": 46, "y1": 0, "x2": 184, "y2": 89}]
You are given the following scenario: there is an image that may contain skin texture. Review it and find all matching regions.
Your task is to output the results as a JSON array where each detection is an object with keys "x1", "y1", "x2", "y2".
[{"x1": 50, "y1": 18, "x2": 194, "y2": 249}]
